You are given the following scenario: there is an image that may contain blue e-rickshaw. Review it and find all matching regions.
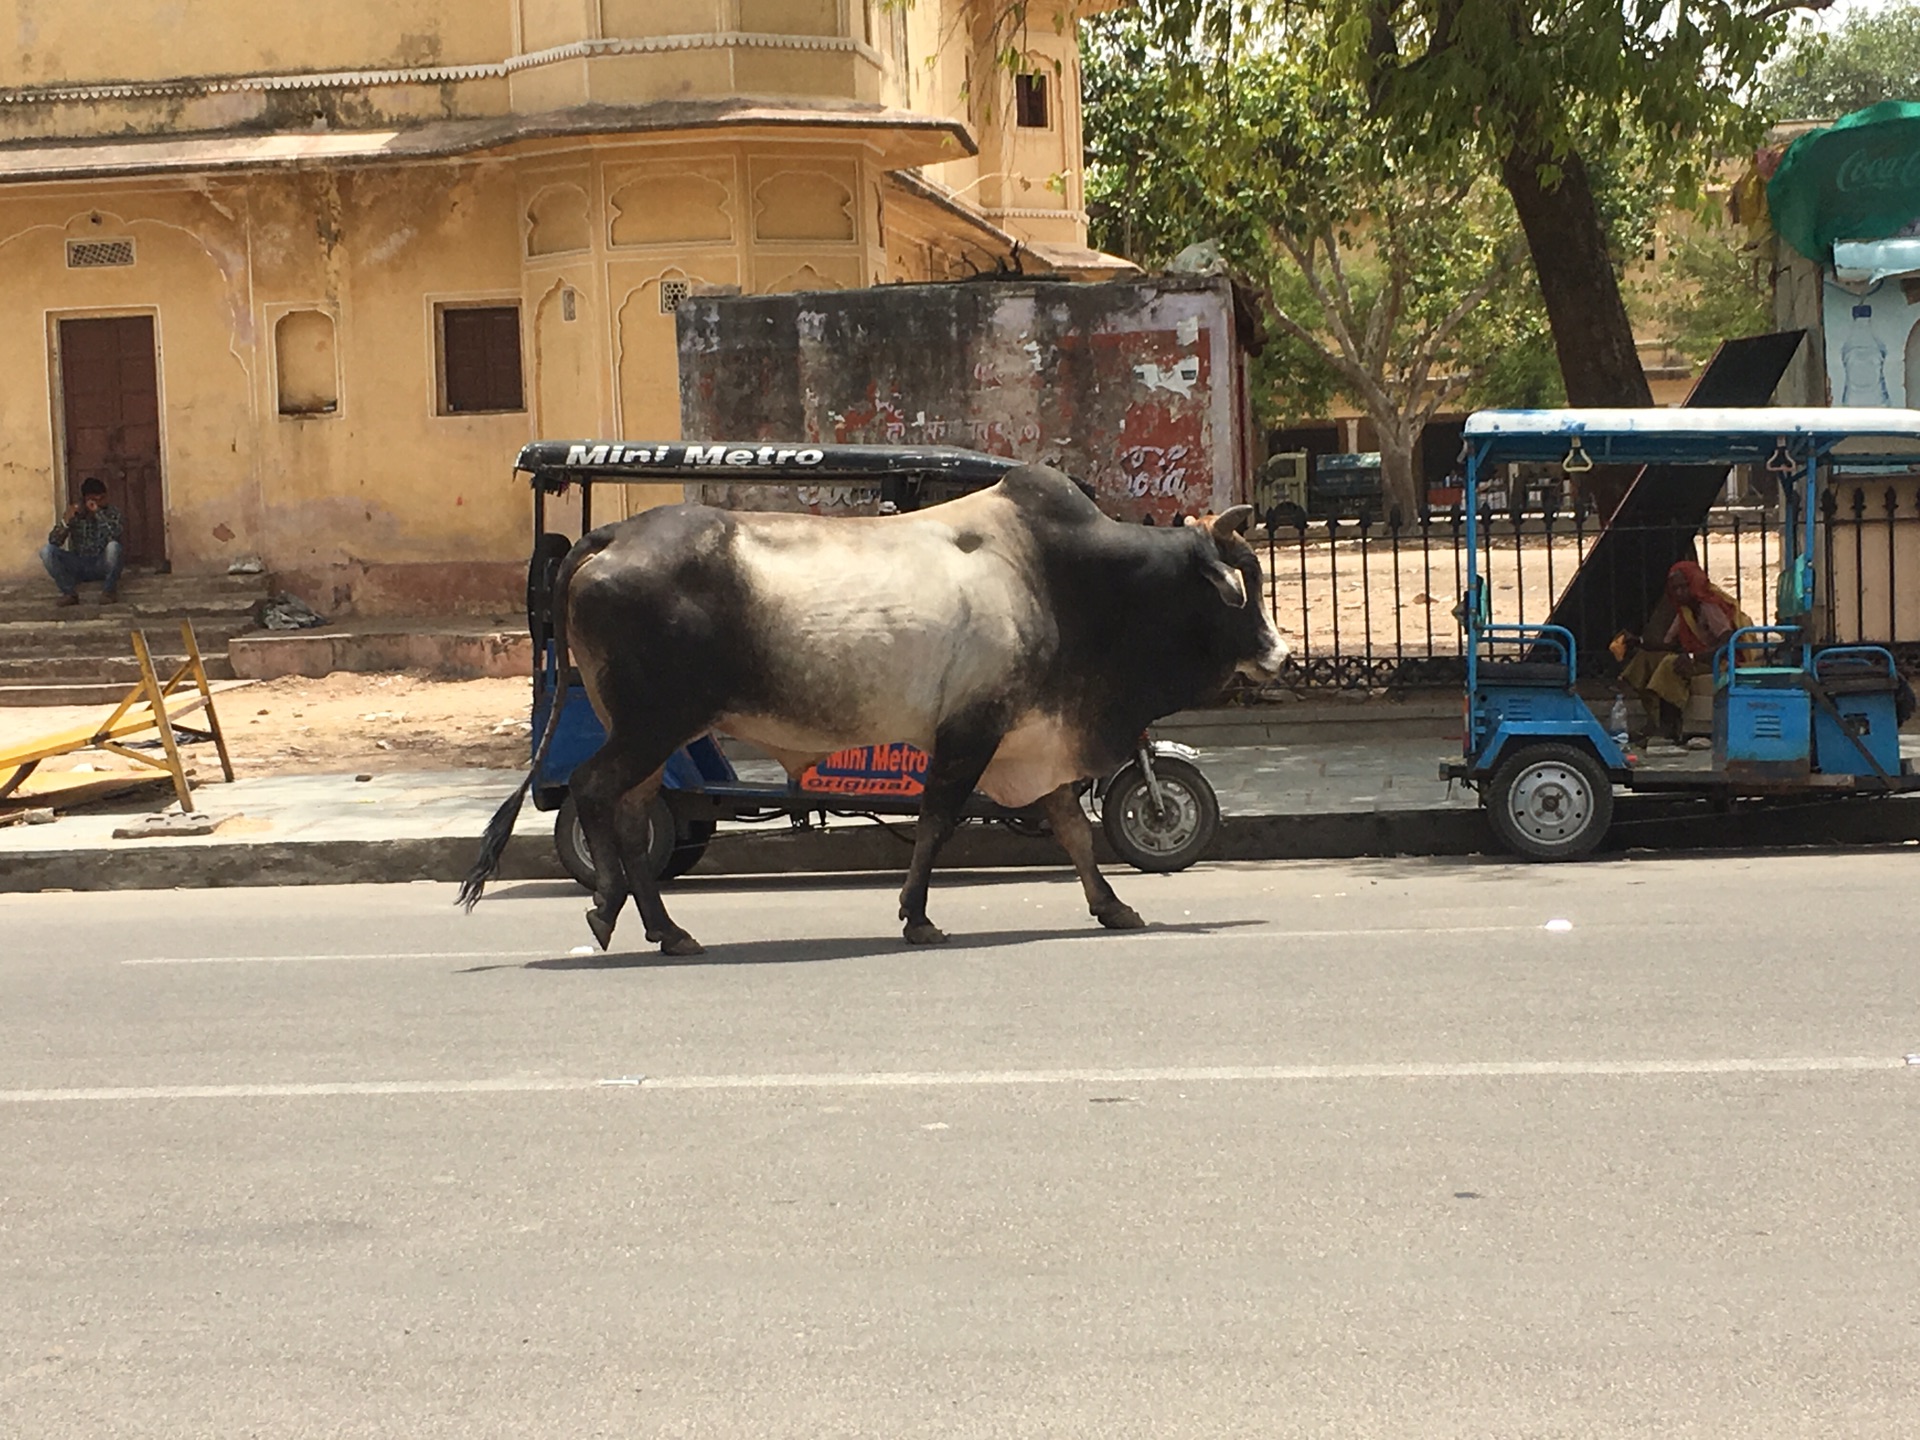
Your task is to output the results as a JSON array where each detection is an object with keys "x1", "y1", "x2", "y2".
[
  {"x1": 1445, "y1": 407, "x2": 1920, "y2": 859},
  {"x1": 517, "y1": 440, "x2": 1223, "y2": 884}
]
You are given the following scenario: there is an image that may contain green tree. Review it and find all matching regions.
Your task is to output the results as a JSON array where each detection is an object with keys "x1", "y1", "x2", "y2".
[
  {"x1": 1648, "y1": 222, "x2": 1775, "y2": 366},
  {"x1": 1760, "y1": 1, "x2": 1920, "y2": 119},
  {"x1": 975, "y1": 0, "x2": 1795, "y2": 414},
  {"x1": 1084, "y1": 14, "x2": 1527, "y2": 516}
]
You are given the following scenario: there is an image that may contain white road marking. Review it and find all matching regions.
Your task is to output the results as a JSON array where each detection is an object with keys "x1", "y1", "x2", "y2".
[
  {"x1": 0, "y1": 1056, "x2": 1902, "y2": 1105},
  {"x1": 114, "y1": 924, "x2": 1547, "y2": 965}
]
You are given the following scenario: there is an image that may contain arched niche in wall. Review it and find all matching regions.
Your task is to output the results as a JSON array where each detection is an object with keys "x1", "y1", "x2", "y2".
[
  {"x1": 765, "y1": 263, "x2": 841, "y2": 294},
  {"x1": 608, "y1": 170, "x2": 733, "y2": 248},
  {"x1": 738, "y1": 0, "x2": 838, "y2": 35},
  {"x1": 526, "y1": 185, "x2": 592, "y2": 258},
  {"x1": 601, "y1": 0, "x2": 717, "y2": 36},
  {"x1": 533, "y1": 278, "x2": 600, "y2": 440},
  {"x1": 617, "y1": 271, "x2": 712, "y2": 437},
  {"x1": 275, "y1": 309, "x2": 339, "y2": 416},
  {"x1": 752, "y1": 170, "x2": 855, "y2": 243}
]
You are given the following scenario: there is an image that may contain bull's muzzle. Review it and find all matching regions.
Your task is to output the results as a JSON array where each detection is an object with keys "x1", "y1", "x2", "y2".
[{"x1": 1238, "y1": 632, "x2": 1290, "y2": 682}]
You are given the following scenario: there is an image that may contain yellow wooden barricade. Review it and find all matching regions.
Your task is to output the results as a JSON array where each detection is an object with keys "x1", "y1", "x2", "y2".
[{"x1": 0, "y1": 620, "x2": 234, "y2": 813}]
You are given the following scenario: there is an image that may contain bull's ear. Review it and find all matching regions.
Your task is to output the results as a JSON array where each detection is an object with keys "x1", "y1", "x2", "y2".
[
  {"x1": 1212, "y1": 505, "x2": 1254, "y2": 538},
  {"x1": 1202, "y1": 558, "x2": 1248, "y2": 609}
]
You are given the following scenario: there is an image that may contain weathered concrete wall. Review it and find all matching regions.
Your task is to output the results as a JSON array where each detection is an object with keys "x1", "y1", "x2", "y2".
[{"x1": 677, "y1": 277, "x2": 1253, "y2": 522}]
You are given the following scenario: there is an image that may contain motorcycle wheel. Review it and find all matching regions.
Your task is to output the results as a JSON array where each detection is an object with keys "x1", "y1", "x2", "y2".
[
  {"x1": 555, "y1": 793, "x2": 677, "y2": 889},
  {"x1": 1100, "y1": 757, "x2": 1220, "y2": 873}
]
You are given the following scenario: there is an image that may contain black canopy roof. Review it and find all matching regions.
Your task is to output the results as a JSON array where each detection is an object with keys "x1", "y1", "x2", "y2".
[{"x1": 516, "y1": 440, "x2": 1021, "y2": 493}]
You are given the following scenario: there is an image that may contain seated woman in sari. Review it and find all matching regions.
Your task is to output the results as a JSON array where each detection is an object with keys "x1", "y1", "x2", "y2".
[{"x1": 1612, "y1": 560, "x2": 1751, "y2": 746}]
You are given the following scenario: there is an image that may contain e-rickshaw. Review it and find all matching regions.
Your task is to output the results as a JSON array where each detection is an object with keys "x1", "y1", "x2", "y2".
[
  {"x1": 1445, "y1": 408, "x2": 1920, "y2": 860},
  {"x1": 517, "y1": 440, "x2": 1223, "y2": 884}
]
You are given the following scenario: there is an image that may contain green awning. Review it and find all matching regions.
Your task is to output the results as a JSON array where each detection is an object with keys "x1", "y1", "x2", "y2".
[{"x1": 1768, "y1": 99, "x2": 1920, "y2": 264}]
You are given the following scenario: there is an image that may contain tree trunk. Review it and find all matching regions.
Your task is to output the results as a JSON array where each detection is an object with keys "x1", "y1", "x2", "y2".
[
  {"x1": 1500, "y1": 144, "x2": 1652, "y2": 520},
  {"x1": 1375, "y1": 421, "x2": 1421, "y2": 523},
  {"x1": 1499, "y1": 143, "x2": 1653, "y2": 409}
]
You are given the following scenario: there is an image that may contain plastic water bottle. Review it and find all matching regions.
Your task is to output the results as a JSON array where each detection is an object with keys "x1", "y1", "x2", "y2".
[
  {"x1": 1608, "y1": 694, "x2": 1630, "y2": 751},
  {"x1": 1840, "y1": 303, "x2": 1891, "y2": 407}
]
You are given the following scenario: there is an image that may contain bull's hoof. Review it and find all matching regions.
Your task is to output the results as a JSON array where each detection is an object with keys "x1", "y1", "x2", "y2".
[
  {"x1": 586, "y1": 909, "x2": 616, "y2": 951},
  {"x1": 1095, "y1": 903, "x2": 1146, "y2": 931},
  {"x1": 652, "y1": 929, "x2": 705, "y2": 958},
  {"x1": 903, "y1": 921, "x2": 949, "y2": 946}
]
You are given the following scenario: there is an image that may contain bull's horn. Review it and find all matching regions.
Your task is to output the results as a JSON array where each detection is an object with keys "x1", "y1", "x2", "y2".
[{"x1": 1213, "y1": 505, "x2": 1254, "y2": 537}]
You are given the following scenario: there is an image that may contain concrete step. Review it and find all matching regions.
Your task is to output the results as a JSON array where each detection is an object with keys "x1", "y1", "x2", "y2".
[
  {"x1": 0, "y1": 571, "x2": 272, "y2": 607},
  {"x1": 0, "y1": 612, "x2": 259, "y2": 659},
  {"x1": 0, "y1": 649, "x2": 241, "y2": 686},
  {"x1": 229, "y1": 618, "x2": 529, "y2": 680},
  {"x1": 0, "y1": 592, "x2": 267, "y2": 630}
]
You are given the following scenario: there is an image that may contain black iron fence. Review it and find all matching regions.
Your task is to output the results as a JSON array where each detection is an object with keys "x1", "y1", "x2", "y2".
[
  {"x1": 1821, "y1": 478, "x2": 1920, "y2": 658},
  {"x1": 1256, "y1": 483, "x2": 1920, "y2": 694}
]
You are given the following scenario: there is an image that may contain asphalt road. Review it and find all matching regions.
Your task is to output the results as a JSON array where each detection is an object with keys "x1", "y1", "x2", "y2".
[{"x1": 3, "y1": 853, "x2": 1918, "y2": 1438}]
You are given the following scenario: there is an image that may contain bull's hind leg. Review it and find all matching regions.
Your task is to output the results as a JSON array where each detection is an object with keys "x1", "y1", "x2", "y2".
[
  {"x1": 1040, "y1": 785, "x2": 1144, "y2": 931},
  {"x1": 899, "y1": 720, "x2": 1003, "y2": 945},
  {"x1": 570, "y1": 746, "x2": 703, "y2": 956}
]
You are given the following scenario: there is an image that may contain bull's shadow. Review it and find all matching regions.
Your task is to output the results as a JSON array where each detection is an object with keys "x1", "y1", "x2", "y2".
[
  {"x1": 471, "y1": 917, "x2": 1265, "y2": 971},
  {"x1": 478, "y1": 868, "x2": 1083, "y2": 903}
]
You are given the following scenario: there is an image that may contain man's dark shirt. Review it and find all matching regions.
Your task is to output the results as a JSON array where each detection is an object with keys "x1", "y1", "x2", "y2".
[{"x1": 49, "y1": 504, "x2": 123, "y2": 558}]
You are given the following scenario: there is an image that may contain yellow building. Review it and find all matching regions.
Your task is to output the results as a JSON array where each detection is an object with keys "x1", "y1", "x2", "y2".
[{"x1": 0, "y1": 0, "x2": 1125, "y2": 612}]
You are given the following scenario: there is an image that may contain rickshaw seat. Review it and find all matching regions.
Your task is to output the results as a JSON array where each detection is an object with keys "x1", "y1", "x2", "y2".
[{"x1": 1477, "y1": 659, "x2": 1571, "y2": 686}]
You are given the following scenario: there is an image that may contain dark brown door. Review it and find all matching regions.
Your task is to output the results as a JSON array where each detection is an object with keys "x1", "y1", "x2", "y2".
[{"x1": 60, "y1": 316, "x2": 165, "y2": 567}]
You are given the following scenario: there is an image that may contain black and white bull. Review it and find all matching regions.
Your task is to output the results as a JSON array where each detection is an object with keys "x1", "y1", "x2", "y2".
[{"x1": 460, "y1": 464, "x2": 1288, "y2": 954}]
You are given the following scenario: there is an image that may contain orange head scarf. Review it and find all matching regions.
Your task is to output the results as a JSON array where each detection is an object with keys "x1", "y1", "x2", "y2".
[{"x1": 1665, "y1": 560, "x2": 1745, "y2": 657}]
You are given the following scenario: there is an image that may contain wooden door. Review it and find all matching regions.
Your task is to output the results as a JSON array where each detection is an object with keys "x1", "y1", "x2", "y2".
[{"x1": 59, "y1": 316, "x2": 165, "y2": 567}]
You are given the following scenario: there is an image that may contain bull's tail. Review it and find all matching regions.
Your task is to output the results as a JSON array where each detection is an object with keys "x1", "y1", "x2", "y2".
[{"x1": 458, "y1": 536, "x2": 605, "y2": 911}]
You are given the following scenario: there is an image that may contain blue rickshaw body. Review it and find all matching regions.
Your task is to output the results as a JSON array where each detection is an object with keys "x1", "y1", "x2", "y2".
[
  {"x1": 529, "y1": 644, "x2": 734, "y2": 812},
  {"x1": 1448, "y1": 408, "x2": 1920, "y2": 859}
]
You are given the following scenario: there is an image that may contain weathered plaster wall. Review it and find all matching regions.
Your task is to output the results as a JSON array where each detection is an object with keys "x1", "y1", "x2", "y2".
[
  {"x1": 245, "y1": 162, "x2": 534, "y2": 613},
  {"x1": 0, "y1": 0, "x2": 1116, "y2": 613},
  {"x1": 3, "y1": 0, "x2": 511, "y2": 89},
  {"x1": 0, "y1": 186, "x2": 260, "y2": 577},
  {"x1": 0, "y1": 135, "x2": 906, "y2": 609}
]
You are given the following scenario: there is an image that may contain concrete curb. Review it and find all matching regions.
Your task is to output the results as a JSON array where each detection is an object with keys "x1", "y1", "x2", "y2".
[{"x1": 9, "y1": 796, "x2": 1920, "y2": 893}]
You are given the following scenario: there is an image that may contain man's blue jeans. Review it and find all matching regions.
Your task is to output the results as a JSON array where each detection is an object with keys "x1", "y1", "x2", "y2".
[{"x1": 39, "y1": 540, "x2": 124, "y2": 597}]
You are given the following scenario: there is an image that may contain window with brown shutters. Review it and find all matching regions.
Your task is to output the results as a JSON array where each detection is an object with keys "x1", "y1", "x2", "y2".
[
  {"x1": 1015, "y1": 73, "x2": 1050, "y2": 129},
  {"x1": 438, "y1": 305, "x2": 525, "y2": 415}
]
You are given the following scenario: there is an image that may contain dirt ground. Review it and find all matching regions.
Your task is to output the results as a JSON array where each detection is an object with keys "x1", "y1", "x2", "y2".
[
  {"x1": 0, "y1": 672, "x2": 534, "y2": 793},
  {"x1": 1, "y1": 526, "x2": 1778, "y2": 800}
]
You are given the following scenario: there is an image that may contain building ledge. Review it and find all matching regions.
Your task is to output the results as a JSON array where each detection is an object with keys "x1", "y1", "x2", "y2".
[
  {"x1": 0, "y1": 32, "x2": 883, "y2": 107},
  {"x1": 887, "y1": 170, "x2": 1136, "y2": 279},
  {"x1": 0, "y1": 98, "x2": 976, "y2": 184}
]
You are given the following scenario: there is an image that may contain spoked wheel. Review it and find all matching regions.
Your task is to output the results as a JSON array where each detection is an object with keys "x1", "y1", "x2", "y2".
[
  {"x1": 0, "y1": 760, "x2": 39, "y2": 802},
  {"x1": 1100, "y1": 757, "x2": 1220, "y2": 873},
  {"x1": 554, "y1": 793, "x2": 678, "y2": 889},
  {"x1": 1485, "y1": 743, "x2": 1613, "y2": 862}
]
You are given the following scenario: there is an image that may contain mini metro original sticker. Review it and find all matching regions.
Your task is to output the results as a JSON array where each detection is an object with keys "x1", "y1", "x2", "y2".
[{"x1": 564, "y1": 443, "x2": 828, "y2": 468}]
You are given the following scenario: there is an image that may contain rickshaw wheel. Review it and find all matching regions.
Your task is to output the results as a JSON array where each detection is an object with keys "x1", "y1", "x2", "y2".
[
  {"x1": 1101, "y1": 756, "x2": 1220, "y2": 873},
  {"x1": 555, "y1": 793, "x2": 677, "y2": 888},
  {"x1": 1486, "y1": 743, "x2": 1613, "y2": 862}
]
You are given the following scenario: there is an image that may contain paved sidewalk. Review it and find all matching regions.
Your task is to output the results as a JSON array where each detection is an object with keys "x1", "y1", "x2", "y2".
[{"x1": 5, "y1": 721, "x2": 1920, "y2": 893}]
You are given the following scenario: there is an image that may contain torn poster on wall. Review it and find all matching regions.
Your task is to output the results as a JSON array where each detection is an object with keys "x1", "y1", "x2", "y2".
[{"x1": 675, "y1": 276, "x2": 1257, "y2": 525}]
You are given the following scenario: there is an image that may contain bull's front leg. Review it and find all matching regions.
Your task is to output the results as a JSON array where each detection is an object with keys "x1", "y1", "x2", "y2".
[
  {"x1": 1040, "y1": 784, "x2": 1144, "y2": 931},
  {"x1": 899, "y1": 720, "x2": 1002, "y2": 945}
]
